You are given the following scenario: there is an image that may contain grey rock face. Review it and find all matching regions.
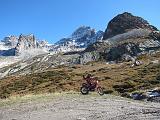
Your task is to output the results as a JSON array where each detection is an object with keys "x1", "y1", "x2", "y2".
[
  {"x1": 103, "y1": 38, "x2": 160, "y2": 61},
  {"x1": 106, "y1": 28, "x2": 152, "y2": 44},
  {"x1": 104, "y1": 43, "x2": 141, "y2": 61},
  {"x1": 79, "y1": 51, "x2": 100, "y2": 64},
  {"x1": 86, "y1": 32, "x2": 160, "y2": 62},
  {"x1": 139, "y1": 39, "x2": 160, "y2": 51}
]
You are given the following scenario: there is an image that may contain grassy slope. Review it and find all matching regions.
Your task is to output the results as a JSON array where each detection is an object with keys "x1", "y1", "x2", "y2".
[{"x1": 0, "y1": 52, "x2": 160, "y2": 99}]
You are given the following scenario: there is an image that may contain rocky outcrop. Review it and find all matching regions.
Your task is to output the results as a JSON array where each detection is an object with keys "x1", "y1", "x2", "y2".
[
  {"x1": 104, "y1": 43, "x2": 141, "y2": 61},
  {"x1": 101, "y1": 38, "x2": 160, "y2": 61},
  {"x1": 103, "y1": 12, "x2": 158, "y2": 40},
  {"x1": 83, "y1": 12, "x2": 159, "y2": 62}
]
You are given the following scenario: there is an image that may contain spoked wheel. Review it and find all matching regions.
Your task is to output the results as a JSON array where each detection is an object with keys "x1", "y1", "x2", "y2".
[
  {"x1": 97, "y1": 87, "x2": 104, "y2": 96},
  {"x1": 80, "y1": 87, "x2": 89, "y2": 95}
]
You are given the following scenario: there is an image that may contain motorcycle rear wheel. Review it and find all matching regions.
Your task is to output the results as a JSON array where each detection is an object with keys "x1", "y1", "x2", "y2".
[{"x1": 97, "y1": 87, "x2": 104, "y2": 96}]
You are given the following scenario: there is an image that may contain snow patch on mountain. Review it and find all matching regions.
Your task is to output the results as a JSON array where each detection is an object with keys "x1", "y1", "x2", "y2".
[{"x1": 0, "y1": 42, "x2": 9, "y2": 50}]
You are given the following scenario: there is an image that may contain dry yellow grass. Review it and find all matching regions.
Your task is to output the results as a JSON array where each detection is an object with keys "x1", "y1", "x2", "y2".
[{"x1": 0, "y1": 52, "x2": 160, "y2": 99}]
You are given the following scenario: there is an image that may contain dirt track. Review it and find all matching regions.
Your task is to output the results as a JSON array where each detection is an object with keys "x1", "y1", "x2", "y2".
[{"x1": 0, "y1": 93, "x2": 160, "y2": 120}]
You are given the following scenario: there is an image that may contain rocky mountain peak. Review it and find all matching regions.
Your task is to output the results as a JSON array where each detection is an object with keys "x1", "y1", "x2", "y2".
[
  {"x1": 71, "y1": 26, "x2": 95, "y2": 39},
  {"x1": 103, "y1": 12, "x2": 158, "y2": 40},
  {"x1": 52, "y1": 26, "x2": 104, "y2": 53},
  {"x1": 15, "y1": 34, "x2": 40, "y2": 55}
]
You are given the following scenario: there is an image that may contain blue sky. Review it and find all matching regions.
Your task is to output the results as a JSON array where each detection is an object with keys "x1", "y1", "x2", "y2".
[{"x1": 0, "y1": 0, "x2": 160, "y2": 44}]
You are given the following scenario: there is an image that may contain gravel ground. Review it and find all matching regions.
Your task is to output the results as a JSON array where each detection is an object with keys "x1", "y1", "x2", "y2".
[{"x1": 0, "y1": 94, "x2": 160, "y2": 120}]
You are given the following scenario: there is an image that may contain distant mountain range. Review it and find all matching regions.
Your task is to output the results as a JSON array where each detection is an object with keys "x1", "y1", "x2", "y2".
[{"x1": 0, "y1": 26, "x2": 104, "y2": 56}]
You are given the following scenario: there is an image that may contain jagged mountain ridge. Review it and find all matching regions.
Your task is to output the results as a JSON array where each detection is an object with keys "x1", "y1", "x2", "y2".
[
  {"x1": 0, "y1": 34, "x2": 48, "y2": 56},
  {"x1": 0, "y1": 26, "x2": 104, "y2": 56}
]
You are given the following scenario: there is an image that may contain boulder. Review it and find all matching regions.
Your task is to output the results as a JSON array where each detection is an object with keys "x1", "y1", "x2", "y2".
[{"x1": 131, "y1": 92, "x2": 147, "y2": 100}]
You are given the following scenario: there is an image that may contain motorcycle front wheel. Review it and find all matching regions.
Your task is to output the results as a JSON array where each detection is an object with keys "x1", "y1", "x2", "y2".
[
  {"x1": 80, "y1": 87, "x2": 89, "y2": 95},
  {"x1": 97, "y1": 87, "x2": 104, "y2": 96}
]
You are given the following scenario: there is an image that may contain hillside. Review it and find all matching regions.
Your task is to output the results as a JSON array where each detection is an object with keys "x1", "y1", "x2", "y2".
[{"x1": 0, "y1": 52, "x2": 160, "y2": 99}]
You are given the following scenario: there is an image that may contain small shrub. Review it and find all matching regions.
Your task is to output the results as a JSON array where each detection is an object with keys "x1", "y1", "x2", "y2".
[
  {"x1": 0, "y1": 93, "x2": 10, "y2": 99},
  {"x1": 71, "y1": 66, "x2": 77, "y2": 69},
  {"x1": 48, "y1": 88, "x2": 56, "y2": 93},
  {"x1": 113, "y1": 82, "x2": 135, "y2": 93},
  {"x1": 137, "y1": 83, "x2": 151, "y2": 89},
  {"x1": 105, "y1": 76, "x2": 111, "y2": 80},
  {"x1": 103, "y1": 90, "x2": 113, "y2": 94},
  {"x1": 0, "y1": 88, "x2": 11, "y2": 99},
  {"x1": 98, "y1": 68, "x2": 106, "y2": 72},
  {"x1": 148, "y1": 80, "x2": 160, "y2": 85},
  {"x1": 156, "y1": 74, "x2": 160, "y2": 81},
  {"x1": 121, "y1": 92, "x2": 131, "y2": 98}
]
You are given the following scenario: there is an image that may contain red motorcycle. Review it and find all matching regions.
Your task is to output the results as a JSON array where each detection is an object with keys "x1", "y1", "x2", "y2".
[{"x1": 80, "y1": 75, "x2": 104, "y2": 95}]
